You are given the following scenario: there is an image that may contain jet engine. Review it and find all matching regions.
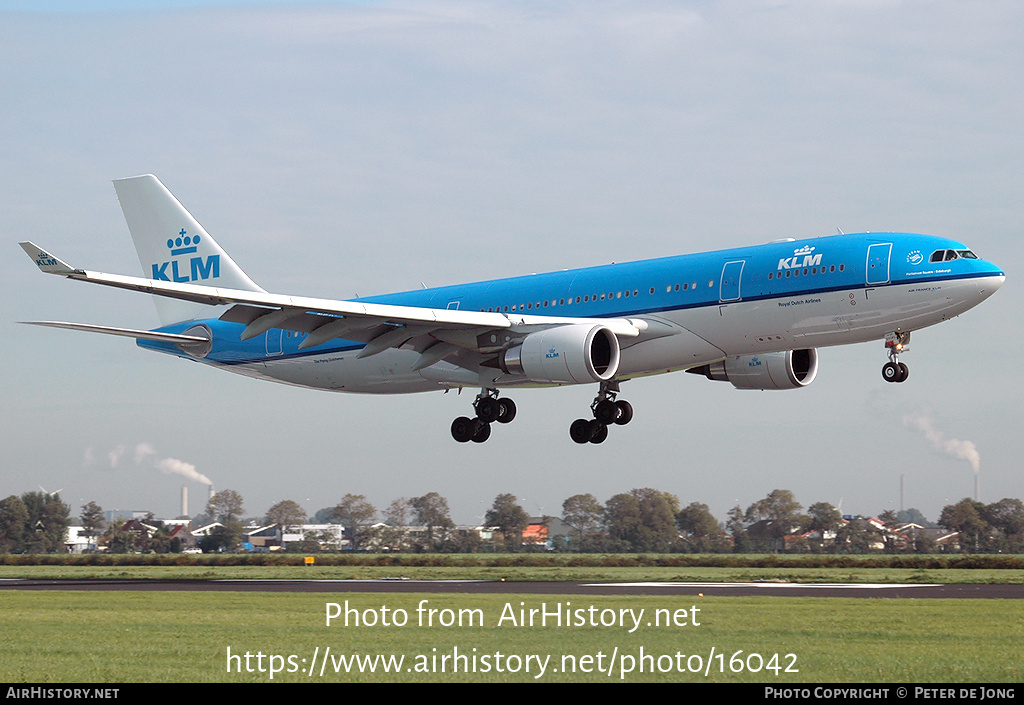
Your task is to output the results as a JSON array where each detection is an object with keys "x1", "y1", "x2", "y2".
[
  {"x1": 500, "y1": 324, "x2": 620, "y2": 384},
  {"x1": 689, "y1": 349, "x2": 818, "y2": 390}
]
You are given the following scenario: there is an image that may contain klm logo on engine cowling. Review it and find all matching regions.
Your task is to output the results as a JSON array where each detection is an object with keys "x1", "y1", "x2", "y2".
[
  {"x1": 151, "y1": 229, "x2": 219, "y2": 283},
  {"x1": 778, "y1": 245, "x2": 822, "y2": 270},
  {"x1": 546, "y1": 347, "x2": 560, "y2": 359}
]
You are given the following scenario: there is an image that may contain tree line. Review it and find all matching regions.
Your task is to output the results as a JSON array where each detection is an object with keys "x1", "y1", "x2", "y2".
[{"x1": 2, "y1": 487, "x2": 1023, "y2": 554}]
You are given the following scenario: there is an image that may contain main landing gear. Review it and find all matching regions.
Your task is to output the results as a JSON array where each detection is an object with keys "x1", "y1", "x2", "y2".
[
  {"x1": 450, "y1": 389, "x2": 517, "y2": 443},
  {"x1": 569, "y1": 381, "x2": 633, "y2": 444},
  {"x1": 882, "y1": 331, "x2": 911, "y2": 383}
]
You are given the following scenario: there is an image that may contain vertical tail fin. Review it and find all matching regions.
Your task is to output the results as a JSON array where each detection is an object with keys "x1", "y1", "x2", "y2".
[{"x1": 113, "y1": 174, "x2": 264, "y2": 325}]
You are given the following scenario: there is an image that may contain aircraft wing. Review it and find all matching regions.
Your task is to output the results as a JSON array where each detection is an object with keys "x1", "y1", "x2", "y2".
[{"x1": 20, "y1": 241, "x2": 646, "y2": 363}]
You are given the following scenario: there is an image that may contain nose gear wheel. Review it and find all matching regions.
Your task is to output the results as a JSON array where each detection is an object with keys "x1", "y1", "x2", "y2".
[{"x1": 882, "y1": 331, "x2": 911, "y2": 383}]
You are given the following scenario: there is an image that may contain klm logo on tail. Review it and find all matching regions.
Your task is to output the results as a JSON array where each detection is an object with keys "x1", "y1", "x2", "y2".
[{"x1": 151, "y1": 229, "x2": 220, "y2": 283}]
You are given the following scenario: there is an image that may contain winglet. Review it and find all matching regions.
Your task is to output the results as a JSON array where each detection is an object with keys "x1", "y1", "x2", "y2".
[{"x1": 19, "y1": 241, "x2": 77, "y2": 275}]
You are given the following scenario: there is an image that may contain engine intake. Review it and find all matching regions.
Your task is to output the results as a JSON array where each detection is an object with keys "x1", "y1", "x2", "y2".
[
  {"x1": 690, "y1": 349, "x2": 818, "y2": 390},
  {"x1": 500, "y1": 324, "x2": 620, "y2": 384}
]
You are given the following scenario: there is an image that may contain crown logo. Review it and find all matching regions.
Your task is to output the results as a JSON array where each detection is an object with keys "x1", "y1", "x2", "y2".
[
  {"x1": 794, "y1": 245, "x2": 815, "y2": 256},
  {"x1": 166, "y1": 228, "x2": 200, "y2": 256}
]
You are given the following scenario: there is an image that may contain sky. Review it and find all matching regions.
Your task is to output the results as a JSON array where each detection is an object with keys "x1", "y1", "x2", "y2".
[{"x1": 3, "y1": 0, "x2": 1022, "y2": 528}]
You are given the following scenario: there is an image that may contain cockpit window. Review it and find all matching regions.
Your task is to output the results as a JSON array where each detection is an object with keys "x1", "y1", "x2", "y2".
[{"x1": 931, "y1": 248, "x2": 979, "y2": 263}]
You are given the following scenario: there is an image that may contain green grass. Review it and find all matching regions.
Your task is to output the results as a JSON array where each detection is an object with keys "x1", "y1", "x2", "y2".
[
  {"x1": 1, "y1": 562, "x2": 1023, "y2": 583},
  {"x1": 1, "y1": 591, "x2": 1021, "y2": 682}
]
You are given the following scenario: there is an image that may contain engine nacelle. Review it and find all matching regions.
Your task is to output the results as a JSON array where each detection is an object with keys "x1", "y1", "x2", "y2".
[
  {"x1": 500, "y1": 324, "x2": 620, "y2": 384},
  {"x1": 692, "y1": 349, "x2": 818, "y2": 390}
]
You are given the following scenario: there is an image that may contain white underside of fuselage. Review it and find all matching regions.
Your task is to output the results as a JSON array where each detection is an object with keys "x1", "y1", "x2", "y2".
[{"x1": 207, "y1": 275, "x2": 1002, "y2": 395}]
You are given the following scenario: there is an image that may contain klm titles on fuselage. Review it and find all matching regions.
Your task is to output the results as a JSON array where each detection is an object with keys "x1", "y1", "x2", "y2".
[
  {"x1": 151, "y1": 230, "x2": 220, "y2": 283},
  {"x1": 777, "y1": 246, "x2": 822, "y2": 271}
]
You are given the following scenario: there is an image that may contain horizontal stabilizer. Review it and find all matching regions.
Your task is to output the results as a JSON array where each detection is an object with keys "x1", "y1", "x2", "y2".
[{"x1": 18, "y1": 320, "x2": 209, "y2": 344}]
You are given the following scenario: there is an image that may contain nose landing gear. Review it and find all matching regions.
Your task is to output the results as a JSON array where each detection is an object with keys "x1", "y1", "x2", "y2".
[{"x1": 882, "y1": 331, "x2": 910, "y2": 383}]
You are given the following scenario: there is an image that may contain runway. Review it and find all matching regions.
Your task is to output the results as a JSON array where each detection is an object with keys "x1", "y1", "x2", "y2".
[{"x1": 1, "y1": 578, "x2": 1021, "y2": 598}]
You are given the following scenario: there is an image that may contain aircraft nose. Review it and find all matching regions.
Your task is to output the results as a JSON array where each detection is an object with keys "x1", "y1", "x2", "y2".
[{"x1": 978, "y1": 267, "x2": 1005, "y2": 298}]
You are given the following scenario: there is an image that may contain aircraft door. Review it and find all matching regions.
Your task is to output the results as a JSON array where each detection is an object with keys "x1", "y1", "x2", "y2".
[
  {"x1": 866, "y1": 243, "x2": 892, "y2": 285},
  {"x1": 266, "y1": 329, "x2": 283, "y2": 356},
  {"x1": 720, "y1": 260, "x2": 745, "y2": 302}
]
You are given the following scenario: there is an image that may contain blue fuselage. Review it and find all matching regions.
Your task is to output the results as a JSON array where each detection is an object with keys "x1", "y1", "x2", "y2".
[{"x1": 140, "y1": 232, "x2": 1004, "y2": 393}]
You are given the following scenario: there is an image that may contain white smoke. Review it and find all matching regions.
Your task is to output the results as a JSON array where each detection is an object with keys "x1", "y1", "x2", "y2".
[
  {"x1": 902, "y1": 412, "x2": 981, "y2": 473},
  {"x1": 133, "y1": 442, "x2": 157, "y2": 465},
  {"x1": 154, "y1": 457, "x2": 212, "y2": 486},
  {"x1": 85, "y1": 441, "x2": 212, "y2": 485},
  {"x1": 108, "y1": 444, "x2": 127, "y2": 468}
]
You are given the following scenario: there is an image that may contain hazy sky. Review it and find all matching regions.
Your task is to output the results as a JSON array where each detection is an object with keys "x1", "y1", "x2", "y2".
[{"x1": 3, "y1": 0, "x2": 1021, "y2": 527}]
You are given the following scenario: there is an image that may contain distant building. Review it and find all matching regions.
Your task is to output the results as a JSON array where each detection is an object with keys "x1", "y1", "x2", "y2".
[
  {"x1": 103, "y1": 510, "x2": 151, "y2": 524},
  {"x1": 523, "y1": 516, "x2": 574, "y2": 547},
  {"x1": 65, "y1": 526, "x2": 91, "y2": 553}
]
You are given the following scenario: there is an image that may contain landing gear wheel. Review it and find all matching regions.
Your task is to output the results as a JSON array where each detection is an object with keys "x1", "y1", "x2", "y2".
[
  {"x1": 882, "y1": 362, "x2": 901, "y2": 383},
  {"x1": 496, "y1": 398, "x2": 517, "y2": 424},
  {"x1": 594, "y1": 399, "x2": 618, "y2": 425},
  {"x1": 471, "y1": 421, "x2": 491, "y2": 443},
  {"x1": 613, "y1": 400, "x2": 633, "y2": 425},
  {"x1": 578, "y1": 381, "x2": 632, "y2": 443},
  {"x1": 451, "y1": 416, "x2": 475, "y2": 443},
  {"x1": 475, "y1": 397, "x2": 500, "y2": 423},
  {"x1": 882, "y1": 331, "x2": 911, "y2": 384},
  {"x1": 570, "y1": 418, "x2": 593, "y2": 444}
]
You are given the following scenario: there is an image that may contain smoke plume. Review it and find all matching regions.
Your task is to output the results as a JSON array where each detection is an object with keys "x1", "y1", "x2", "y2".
[
  {"x1": 84, "y1": 441, "x2": 212, "y2": 485},
  {"x1": 154, "y1": 457, "x2": 212, "y2": 486},
  {"x1": 902, "y1": 412, "x2": 981, "y2": 473}
]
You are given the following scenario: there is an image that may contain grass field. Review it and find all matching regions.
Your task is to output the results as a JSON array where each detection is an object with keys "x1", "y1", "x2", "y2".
[
  {"x1": 1, "y1": 590, "x2": 1021, "y2": 683},
  {"x1": 2, "y1": 563, "x2": 1023, "y2": 583}
]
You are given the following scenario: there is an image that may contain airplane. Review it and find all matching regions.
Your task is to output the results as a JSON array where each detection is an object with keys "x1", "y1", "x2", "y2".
[{"x1": 21, "y1": 175, "x2": 1005, "y2": 444}]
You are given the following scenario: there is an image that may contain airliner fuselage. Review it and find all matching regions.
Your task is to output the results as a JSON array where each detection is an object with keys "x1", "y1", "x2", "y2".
[{"x1": 140, "y1": 232, "x2": 1002, "y2": 395}]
